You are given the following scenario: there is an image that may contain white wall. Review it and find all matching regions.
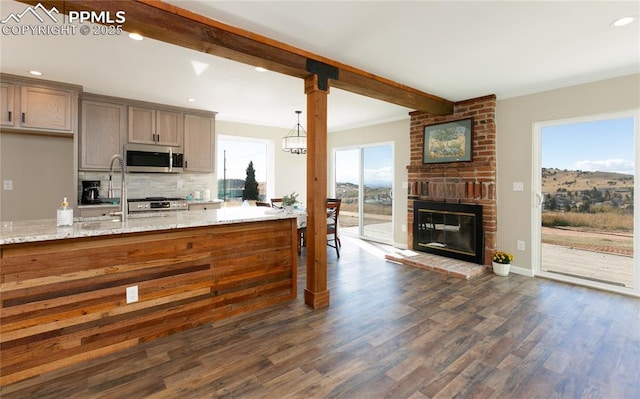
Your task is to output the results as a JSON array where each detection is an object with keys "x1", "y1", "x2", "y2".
[
  {"x1": 327, "y1": 118, "x2": 411, "y2": 247},
  {"x1": 496, "y1": 73, "x2": 640, "y2": 272}
]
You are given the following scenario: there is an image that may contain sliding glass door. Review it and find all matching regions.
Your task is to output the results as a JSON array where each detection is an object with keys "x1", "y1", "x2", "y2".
[
  {"x1": 334, "y1": 143, "x2": 394, "y2": 244},
  {"x1": 533, "y1": 112, "x2": 638, "y2": 295}
]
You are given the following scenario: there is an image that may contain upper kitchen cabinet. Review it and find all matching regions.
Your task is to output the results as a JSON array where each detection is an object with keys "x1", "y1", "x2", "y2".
[
  {"x1": 80, "y1": 95, "x2": 127, "y2": 170},
  {"x1": 184, "y1": 112, "x2": 216, "y2": 173},
  {"x1": 1, "y1": 82, "x2": 15, "y2": 126},
  {"x1": 0, "y1": 73, "x2": 80, "y2": 135},
  {"x1": 128, "y1": 106, "x2": 182, "y2": 147}
]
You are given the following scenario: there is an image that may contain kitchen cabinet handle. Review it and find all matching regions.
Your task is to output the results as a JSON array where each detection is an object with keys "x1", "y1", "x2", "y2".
[
  {"x1": 7, "y1": 111, "x2": 11, "y2": 122},
  {"x1": 21, "y1": 112, "x2": 25, "y2": 123}
]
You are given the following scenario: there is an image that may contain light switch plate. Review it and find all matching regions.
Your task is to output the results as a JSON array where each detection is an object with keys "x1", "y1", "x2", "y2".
[
  {"x1": 512, "y1": 182, "x2": 524, "y2": 191},
  {"x1": 517, "y1": 240, "x2": 525, "y2": 251},
  {"x1": 3, "y1": 180, "x2": 13, "y2": 190}
]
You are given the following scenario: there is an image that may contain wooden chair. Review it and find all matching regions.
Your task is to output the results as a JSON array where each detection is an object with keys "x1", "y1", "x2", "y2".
[
  {"x1": 270, "y1": 198, "x2": 284, "y2": 209},
  {"x1": 326, "y1": 198, "x2": 342, "y2": 258},
  {"x1": 256, "y1": 201, "x2": 271, "y2": 207}
]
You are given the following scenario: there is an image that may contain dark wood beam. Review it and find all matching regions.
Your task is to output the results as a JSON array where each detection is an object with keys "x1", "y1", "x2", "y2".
[{"x1": 17, "y1": 0, "x2": 454, "y2": 116}]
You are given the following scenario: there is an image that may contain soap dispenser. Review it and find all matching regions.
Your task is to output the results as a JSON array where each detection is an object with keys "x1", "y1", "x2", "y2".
[{"x1": 57, "y1": 197, "x2": 73, "y2": 227}]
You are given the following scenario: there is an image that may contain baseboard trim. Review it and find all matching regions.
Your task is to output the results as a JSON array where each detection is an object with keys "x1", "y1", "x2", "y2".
[{"x1": 509, "y1": 264, "x2": 534, "y2": 277}]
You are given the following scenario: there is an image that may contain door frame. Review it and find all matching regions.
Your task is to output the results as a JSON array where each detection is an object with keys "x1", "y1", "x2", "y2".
[{"x1": 532, "y1": 109, "x2": 640, "y2": 297}]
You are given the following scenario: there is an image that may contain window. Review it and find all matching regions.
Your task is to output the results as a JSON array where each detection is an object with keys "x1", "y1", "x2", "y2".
[{"x1": 217, "y1": 135, "x2": 271, "y2": 204}]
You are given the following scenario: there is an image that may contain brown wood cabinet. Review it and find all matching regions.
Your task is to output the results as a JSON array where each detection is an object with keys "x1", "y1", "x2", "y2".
[
  {"x1": 0, "y1": 218, "x2": 297, "y2": 386},
  {"x1": 184, "y1": 113, "x2": 216, "y2": 172},
  {"x1": 128, "y1": 106, "x2": 182, "y2": 147},
  {"x1": 0, "y1": 74, "x2": 79, "y2": 135},
  {"x1": 80, "y1": 97, "x2": 127, "y2": 170}
]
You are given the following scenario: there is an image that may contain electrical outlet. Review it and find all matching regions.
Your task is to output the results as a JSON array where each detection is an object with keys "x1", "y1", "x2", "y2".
[
  {"x1": 401, "y1": 224, "x2": 407, "y2": 233},
  {"x1": 517, "y1": 240, "x2": 525, "y2": 251},
  {"x1": 126, "y1": 286, "x2": 138, "y2": 304},
  {"x1": 177, "y1": 179, "x2": 183, "y2": 189},
  {"x1": 512, "y1": 182, "x2": 524, "y2": 191},
  {"x1": 3, "y1": 180, "x2": 13, "y2": 190}
]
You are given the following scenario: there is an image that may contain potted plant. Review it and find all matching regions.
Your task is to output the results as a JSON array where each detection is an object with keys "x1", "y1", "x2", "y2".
[
  {"x1": 492, "y1": 250, "x2": 513, "y2": 276},
  {"x1": 282, "y1": 192, "x2": 299, "y2": 212}
]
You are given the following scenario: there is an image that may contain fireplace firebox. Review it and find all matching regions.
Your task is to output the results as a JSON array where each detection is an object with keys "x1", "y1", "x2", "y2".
[{"x1": 413, "y1": 201, "x2": 483, "y2": 264}]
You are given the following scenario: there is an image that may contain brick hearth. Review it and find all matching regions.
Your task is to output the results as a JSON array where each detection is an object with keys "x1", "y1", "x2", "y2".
[{"x1": 384, "y1": 251, "x2": 488, "y2": 280}]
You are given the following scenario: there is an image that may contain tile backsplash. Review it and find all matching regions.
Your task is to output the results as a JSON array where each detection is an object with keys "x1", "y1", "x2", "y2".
[{"x1": 78, "y1": 171, "x2": 216, "y2": 201}]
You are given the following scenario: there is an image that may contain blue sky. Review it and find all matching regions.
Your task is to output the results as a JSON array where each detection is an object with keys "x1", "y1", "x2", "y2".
[
  {"x1": 335, "y1": 145, "x2": 393, "y2": 186},
  {"x1": 217, "y1": 139, "x2": 267, "y2": 181},
  {"x1": 542, "y1": 116, "x2": 635, "y2": 175}
]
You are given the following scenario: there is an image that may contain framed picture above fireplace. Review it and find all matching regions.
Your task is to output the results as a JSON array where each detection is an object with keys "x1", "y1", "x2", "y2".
[{"x1": 423, "y1": 117, "x2": 473, "y2": 164}]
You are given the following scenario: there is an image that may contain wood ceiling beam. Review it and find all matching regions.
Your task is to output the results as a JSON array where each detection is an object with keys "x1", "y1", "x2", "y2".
[{"x1": 17, "y1": 0, "x2": 454, "y2": 116}]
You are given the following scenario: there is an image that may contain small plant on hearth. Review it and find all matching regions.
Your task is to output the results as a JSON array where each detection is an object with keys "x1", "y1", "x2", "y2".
[
  {"x1": 282, "y1": 192, "x2": 299, "y2": 207},
  {"x1": 492, "y1": 250, "x2": 513, "y2": 264}
]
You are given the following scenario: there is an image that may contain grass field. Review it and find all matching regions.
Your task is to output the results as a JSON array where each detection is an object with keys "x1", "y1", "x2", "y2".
[{"x1": 542, "y1": 210, "x2": 633, "y2": 232}]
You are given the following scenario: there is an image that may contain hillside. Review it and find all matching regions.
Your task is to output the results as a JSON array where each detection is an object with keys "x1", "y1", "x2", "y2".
[{"x1": 542, "y1": 168, "x2": 633, "y2": 194}]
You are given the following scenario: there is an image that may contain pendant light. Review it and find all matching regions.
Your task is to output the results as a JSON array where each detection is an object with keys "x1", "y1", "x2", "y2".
[{"x1": 282, "y1": 110, "x2": 307, "y2": 154}]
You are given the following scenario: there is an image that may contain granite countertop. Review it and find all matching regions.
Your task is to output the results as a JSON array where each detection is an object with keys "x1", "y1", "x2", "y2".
[{"x1": 0, "y1": 207, "x2": 295, "y2": 245}]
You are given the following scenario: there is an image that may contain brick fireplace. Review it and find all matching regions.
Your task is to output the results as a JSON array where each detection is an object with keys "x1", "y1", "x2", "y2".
[{"x1": 407, "y1": 95, "x2": 497, "y2": 265}]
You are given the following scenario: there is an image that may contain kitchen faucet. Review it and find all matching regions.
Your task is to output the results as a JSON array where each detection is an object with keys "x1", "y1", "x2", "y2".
[{"x1": 108, "y1": 154, "x2": 127, "y2": 222}]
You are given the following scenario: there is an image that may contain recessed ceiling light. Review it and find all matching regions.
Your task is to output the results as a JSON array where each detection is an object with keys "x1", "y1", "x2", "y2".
[
  {"x1": 29, "y1": 70, "x2": 42, "y2": 76},
  {"x1": 612, "y1": 16, "x2": 636, "y2": 27},
  {"x1": 187, "y1": 98, "x2": 196, "y2": 102},
  {"x1": 255, "y1": 67, "x2": 268, "y2": 72},
  {"x1": 128, "y1": 32, "x2": 144, "y2": 41}
]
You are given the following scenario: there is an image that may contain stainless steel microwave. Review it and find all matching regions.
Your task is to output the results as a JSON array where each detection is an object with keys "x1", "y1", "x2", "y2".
[{"x1": 125, "y1": 143, "x2": 184, "y2": 173}]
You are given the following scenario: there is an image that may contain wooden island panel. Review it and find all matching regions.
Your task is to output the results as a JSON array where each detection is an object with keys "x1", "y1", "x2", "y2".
[{"x1": 0, "y1": 218, "x2": 297, "y2": 385}]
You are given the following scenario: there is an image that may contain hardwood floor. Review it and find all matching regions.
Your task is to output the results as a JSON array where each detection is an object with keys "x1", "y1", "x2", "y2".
[{"x1": 2, "y1": 237, "x2": 639, "y2": 398}]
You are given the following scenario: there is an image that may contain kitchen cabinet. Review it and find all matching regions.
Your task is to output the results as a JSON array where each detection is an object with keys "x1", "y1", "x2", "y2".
[
  {"x1": 80, "y1": 96, "x2": 127, "y2": 170},
  {"x1": 0, "y1": 73, "x2": 79, "y2": 134},
  {"x1": 1, "y1": 215, "x2": 296, "y2": 385},
  {"x1": 1, "y1": 82, "x2": 15, "y2": 127},
  {"x1": 188, "y1": 201, "x2": 222, "y2": 211},
  {"x1": 77, "y1": 204, "x2": 119, "y2": 218},
  {"x1": 128, "y1": 106, "x2": 182, "y2": 147},
  {"x1": 184, "y1": 113, "x2": 216, "y2": 172}
]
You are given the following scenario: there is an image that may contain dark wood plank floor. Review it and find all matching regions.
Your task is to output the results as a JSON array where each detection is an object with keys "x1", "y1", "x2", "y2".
[{"x1": 2, "y1": 237, "x2": 639, "y2": 398}]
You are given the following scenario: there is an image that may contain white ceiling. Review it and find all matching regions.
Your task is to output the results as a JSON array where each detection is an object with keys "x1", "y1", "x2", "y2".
[{"x1": 1, "y1": 0, "x2": 638, "y2": 131}]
